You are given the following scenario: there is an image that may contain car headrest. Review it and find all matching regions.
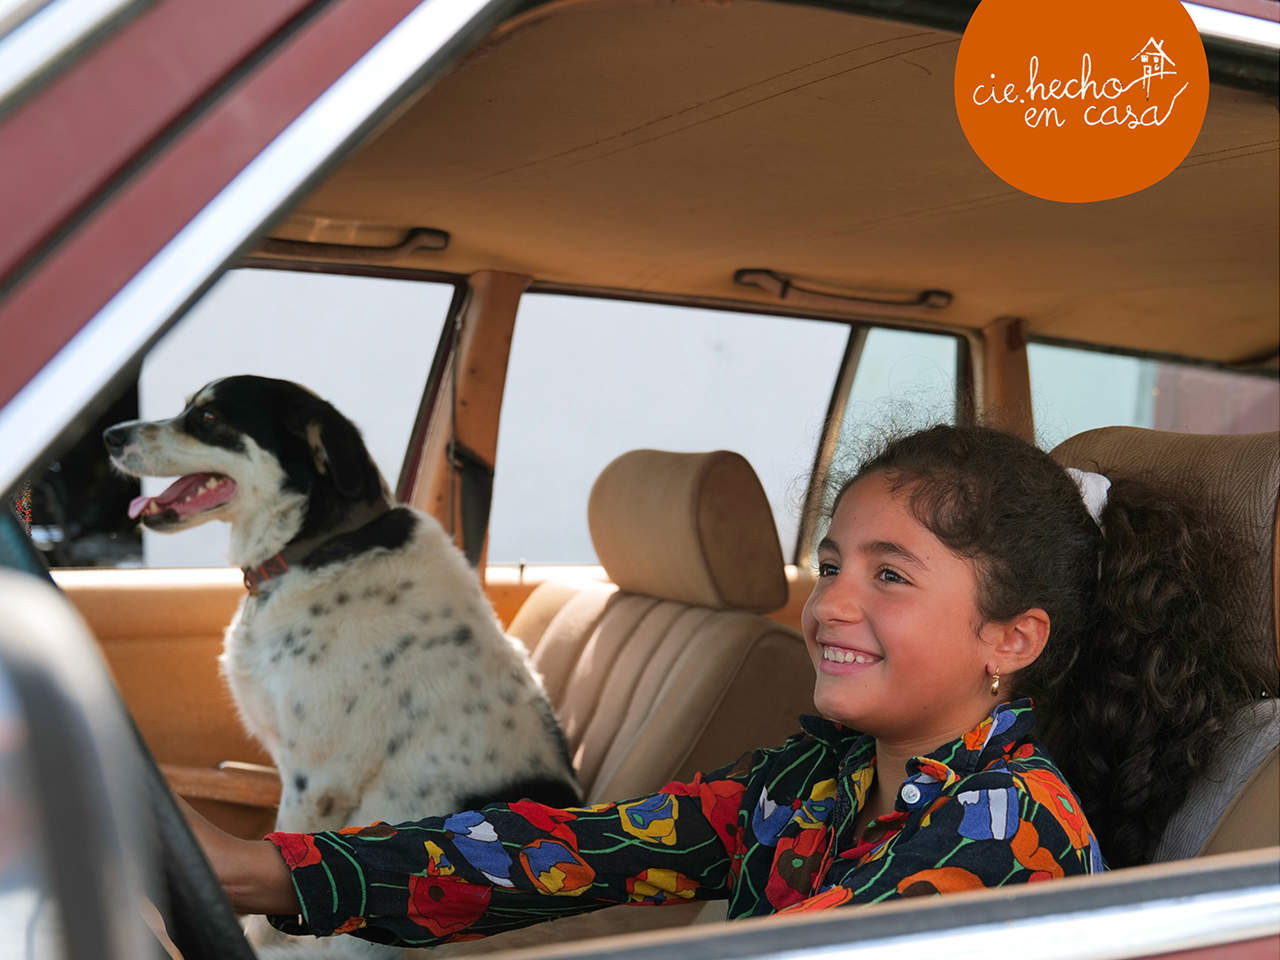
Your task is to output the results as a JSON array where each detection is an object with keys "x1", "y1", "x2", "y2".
[
  {"x1": 1051, "y1": 427, "x2": 1279, "y2": 689},
  {"x1": 588, "y1": 449, "x2": 788, "y2": 612}
]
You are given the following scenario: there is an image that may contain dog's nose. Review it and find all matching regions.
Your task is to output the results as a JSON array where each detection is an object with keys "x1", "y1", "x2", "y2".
[{"x1": 103, "y1": 424, "x2": 130, "y2": 455}]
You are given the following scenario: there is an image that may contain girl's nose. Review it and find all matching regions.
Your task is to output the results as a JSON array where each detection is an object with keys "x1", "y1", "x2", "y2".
[{"x1": 810, "y1": 575, "x2": 865, "y2": 625}]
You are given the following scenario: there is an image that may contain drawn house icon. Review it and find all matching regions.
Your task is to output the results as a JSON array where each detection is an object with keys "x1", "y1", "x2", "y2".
[{"x1": 1132, "y1": 38, "x2": 1177, "y2": 99}]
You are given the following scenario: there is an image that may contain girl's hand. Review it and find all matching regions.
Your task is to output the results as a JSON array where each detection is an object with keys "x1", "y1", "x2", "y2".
[{"x1": 176, "y1": 796, "x2": 300, "y2": 915}]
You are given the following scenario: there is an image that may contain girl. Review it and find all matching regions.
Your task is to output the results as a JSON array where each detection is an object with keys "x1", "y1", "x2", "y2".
[{"x1": 187, "y1": 424, "x2": 1254, "y2": 947}]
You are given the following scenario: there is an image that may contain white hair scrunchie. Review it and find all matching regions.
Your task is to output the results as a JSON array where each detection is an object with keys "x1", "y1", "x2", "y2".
[{"x1": 1065, "y1": 467, "x2": 1111, "y2": 530}]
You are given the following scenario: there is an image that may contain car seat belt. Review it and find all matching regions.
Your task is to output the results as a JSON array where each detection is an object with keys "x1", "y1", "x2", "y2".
[{"x1": 449, "y1": 440, "x2": 493, "y2": 568}]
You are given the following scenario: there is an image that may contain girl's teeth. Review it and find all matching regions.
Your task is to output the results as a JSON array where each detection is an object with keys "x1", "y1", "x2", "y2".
[{"x1": 823, "y1": 646, "x2": 874, "y2": 664}]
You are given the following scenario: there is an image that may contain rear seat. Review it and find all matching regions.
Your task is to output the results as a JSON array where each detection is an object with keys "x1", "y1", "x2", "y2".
[
  {"x1": 1051, "y1": 427, "x2": 1280, "y2": 861},
  {"x1": 509, "y1": 448, "x2": 815, "y2": 801}
]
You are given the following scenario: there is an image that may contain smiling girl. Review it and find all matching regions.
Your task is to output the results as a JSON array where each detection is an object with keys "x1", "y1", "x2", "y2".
[{"x1": 186, "y1": 424, "x2": 1254, "y2": 947}]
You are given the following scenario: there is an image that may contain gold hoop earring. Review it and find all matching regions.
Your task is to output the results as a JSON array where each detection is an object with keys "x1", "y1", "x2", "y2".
[{"x1": 989, "y1": 669, "x2": 1001, "y2": 697}]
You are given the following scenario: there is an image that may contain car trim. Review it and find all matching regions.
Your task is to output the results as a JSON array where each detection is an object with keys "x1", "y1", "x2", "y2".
[
  {"x1": 0, "y1": 0, "x2": 142, "y2": 118},
  {"x1": 0, "y1": 0, "x2": 520, "y2": 495},
  {"x1": 0, "y1": 0, "x2": 325, "y2": 295},
  {"x1": 0, "y1": 0, "x2": 412, "y2": 416},
  {"x1": 796, "y1": 325, "x2": 864, "y2": 562},
  {"x1": 396, "y1": 282, "x2": 469, "y2": 503},
  {"x1": 535, "y1": 850, "x2": 1280, "y2": 960},
  {"x1": 1186, "y1": 2, "x2": 1280, "y2": 50}
]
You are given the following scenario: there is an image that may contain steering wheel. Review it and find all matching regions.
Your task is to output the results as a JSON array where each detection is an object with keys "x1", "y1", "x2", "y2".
[
  {"x1": 0, "y1": 507, "x2": 257, "y2": 960},
  {"x1": 137, "y1": 718, "x2": 260, "y2": 960}
]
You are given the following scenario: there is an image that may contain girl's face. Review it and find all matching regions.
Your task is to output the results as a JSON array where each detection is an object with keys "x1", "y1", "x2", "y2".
[{"x1": 801, "y1": 471, "x2": 1001, "y2": 746}]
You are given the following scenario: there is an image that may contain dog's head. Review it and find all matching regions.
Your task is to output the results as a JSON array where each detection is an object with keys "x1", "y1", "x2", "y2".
[{"x1": 103, "y1": 376, "x2": 386, "y2": 546}]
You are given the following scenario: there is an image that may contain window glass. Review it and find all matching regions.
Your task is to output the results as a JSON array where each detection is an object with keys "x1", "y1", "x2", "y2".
[
  {"x1": 488, "y1": 295, "x2": 849, "y2": 564},
  {"x1": 805, "y1": 327, "x2": 960, "y2": 564},
  {"x1": 833, "y1": 327, "x2": 960, "y2": 454},
  {"x1": 1029, "y1": 342, "x2": 1279, "y2": 449},
  {"x1": 132, "y1": 269, "x2": 452, "y2": 567}
]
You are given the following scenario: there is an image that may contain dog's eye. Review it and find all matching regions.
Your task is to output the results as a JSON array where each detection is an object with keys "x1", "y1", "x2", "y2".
[{"x1": 199, "y1": 409, "x2": 219, "y2": 426}]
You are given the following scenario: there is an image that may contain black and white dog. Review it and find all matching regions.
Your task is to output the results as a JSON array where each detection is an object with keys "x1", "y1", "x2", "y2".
[{"x1": 105, "y1": 376, "x2": 579, "y2": 956}]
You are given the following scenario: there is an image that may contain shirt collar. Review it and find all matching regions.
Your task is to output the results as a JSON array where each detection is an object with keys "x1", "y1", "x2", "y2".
[{"x1": 798, "y1": 698, "x2": 1037, "y2": 778}]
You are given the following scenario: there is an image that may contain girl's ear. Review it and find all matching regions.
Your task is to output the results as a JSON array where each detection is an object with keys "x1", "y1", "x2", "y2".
[{"x1": 990, "y1": 608, "x2": 1050, "y2": 673}]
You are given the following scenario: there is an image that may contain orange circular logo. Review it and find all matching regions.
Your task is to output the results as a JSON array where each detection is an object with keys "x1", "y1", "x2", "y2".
[{"x1": 954, "y1": 0, "x2": 1208, "y2": 203}]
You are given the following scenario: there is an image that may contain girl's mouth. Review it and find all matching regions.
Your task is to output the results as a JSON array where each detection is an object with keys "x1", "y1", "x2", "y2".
[{"x1": 818, "y1": 644, "x2": 882, "y2": 674}]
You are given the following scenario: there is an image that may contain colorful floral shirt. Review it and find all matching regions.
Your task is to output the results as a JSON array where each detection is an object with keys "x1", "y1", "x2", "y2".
[{"x1": 266, "y1": 699, "x2": 1103, "y2": 947}]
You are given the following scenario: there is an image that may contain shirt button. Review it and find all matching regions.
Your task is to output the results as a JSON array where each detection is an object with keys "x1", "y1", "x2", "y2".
[{"x1": 900, "y1": 784, "x2": 921, "y2": 805}]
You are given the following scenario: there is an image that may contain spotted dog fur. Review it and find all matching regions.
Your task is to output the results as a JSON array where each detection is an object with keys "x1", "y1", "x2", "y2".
[{"x1": 105, "y1": 376, "x2": 579, "y2": 958}]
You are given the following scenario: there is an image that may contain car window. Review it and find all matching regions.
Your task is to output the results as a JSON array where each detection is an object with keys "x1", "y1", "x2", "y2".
[
  {"x1": 831, "y1": 326, "x2": 960, "y2": 452},
  {"x1": 801, "y1": 326, "x2": 961, "y2": 563},
  {"x1": 28, "y1": 268, "x2": 453, "y2": 568},
  {"x1": 1028, "y1": 342, "x2": 1280, "y2": 448},
  {"x1": 487, "y1": 295, "x2": 850, "y2": 565}
]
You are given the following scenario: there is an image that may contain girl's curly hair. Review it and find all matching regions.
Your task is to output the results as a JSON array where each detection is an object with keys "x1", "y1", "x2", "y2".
[{"x1": 838, "y1": 424, "x2": 1259, "y2": 867}]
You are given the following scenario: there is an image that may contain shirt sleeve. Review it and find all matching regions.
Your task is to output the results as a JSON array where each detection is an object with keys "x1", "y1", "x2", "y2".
[
  {"x1": 777, "y1": 762, "x2": 1105, "y2": 914},
  {"x1": 263, "y1": 753, "x2": 758, "y2": 947}
]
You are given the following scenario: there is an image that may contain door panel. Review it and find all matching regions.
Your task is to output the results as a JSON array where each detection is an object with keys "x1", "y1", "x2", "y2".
[{"x1": 54, "y1": 568, "x2": 276, "y2": 837}]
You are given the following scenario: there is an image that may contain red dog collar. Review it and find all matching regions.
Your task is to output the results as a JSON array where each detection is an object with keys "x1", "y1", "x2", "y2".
[
  {"x1": 242, "y1": 554, "x2": 290, "y2": 595},
  {"x1": 240, "y1": 498, "x2": 393, "y2": 595}
]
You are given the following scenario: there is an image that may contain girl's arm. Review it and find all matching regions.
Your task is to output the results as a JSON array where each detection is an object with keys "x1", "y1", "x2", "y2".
[
  {"x1": 178, "y1": 749, "x2": 763, "y2": 948},
  {"x1": 177, "y1": 797, "x2": 300, "y2": 915},
  {"x1": 263, "y1": 770, "x2": 752, "y2": 947}
]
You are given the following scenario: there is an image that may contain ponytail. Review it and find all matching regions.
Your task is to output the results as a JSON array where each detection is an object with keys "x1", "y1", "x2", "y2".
[{"x1": 1024, "y1": 477, "x2": 1255, "y2": 868}]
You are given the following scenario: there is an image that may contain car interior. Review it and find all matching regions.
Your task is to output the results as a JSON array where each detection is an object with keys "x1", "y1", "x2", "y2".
[{"x1": 1, "y1": 0, "x2": 1277, "y2": 957}]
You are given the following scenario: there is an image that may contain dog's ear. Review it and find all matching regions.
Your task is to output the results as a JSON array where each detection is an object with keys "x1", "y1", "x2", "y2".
[{"x1": 290, "y1": 406, "x2": 379, "y2": 501}]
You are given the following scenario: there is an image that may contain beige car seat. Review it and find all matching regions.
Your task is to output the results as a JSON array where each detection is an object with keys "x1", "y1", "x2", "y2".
[
  {"x1": 415, "y1": 450, "x2": 814, "y2": 957},
  {"x1": 1051, "y1": 427, "x2": 1280, "y2": 861},
  {"x1": 508, "y1": 448, "x2": 815, "y2": 801}
]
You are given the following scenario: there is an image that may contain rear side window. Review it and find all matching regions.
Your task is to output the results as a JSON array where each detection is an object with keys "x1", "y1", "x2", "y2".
[
  {"x1": 832, "y1": 327, "x2": 960, "y2": 451},
  {"x1": 802, "y1": 326, "x2": 961, "y2": 562},
  {"x1": 1029, "y1": 342, "x2": 1279, "y2": 448},
  {"x1": 488, "y1": 295, "x2": 849, "y2": 565}
]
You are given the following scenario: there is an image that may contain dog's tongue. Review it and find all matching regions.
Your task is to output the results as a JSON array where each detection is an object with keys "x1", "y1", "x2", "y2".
[{"x1": 128, "y1": 473, "x2": 236, "y2": 519}]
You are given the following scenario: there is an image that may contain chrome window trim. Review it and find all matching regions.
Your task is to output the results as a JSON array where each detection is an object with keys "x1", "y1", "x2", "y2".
[
  {"x1": 536, "y1": 855, "x2": 1280, "y2": 960},
  {"x1": 0, "y1": 0, "x2": 145, "y2": 116},
  {"x1": 776, "y1": 886, "x2": 1280, "y2": 960},
  {"x1": 0, "y1": 0, "x2": 517, "y2": 494},
  {"x1": 0, "y1": 0, "x2": 50, "y2": 39},
  {"x1": 1185, "y1": 3, "x2": 1280, "y2": 50}
]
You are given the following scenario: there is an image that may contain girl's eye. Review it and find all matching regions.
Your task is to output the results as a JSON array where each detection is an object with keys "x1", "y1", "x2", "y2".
[
  {"x1": 876, "y1": 567, "x2": 908, "y2": 585},
  {"x1": 817, "y1": 561, "x2": 840, "y2": 578}
]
